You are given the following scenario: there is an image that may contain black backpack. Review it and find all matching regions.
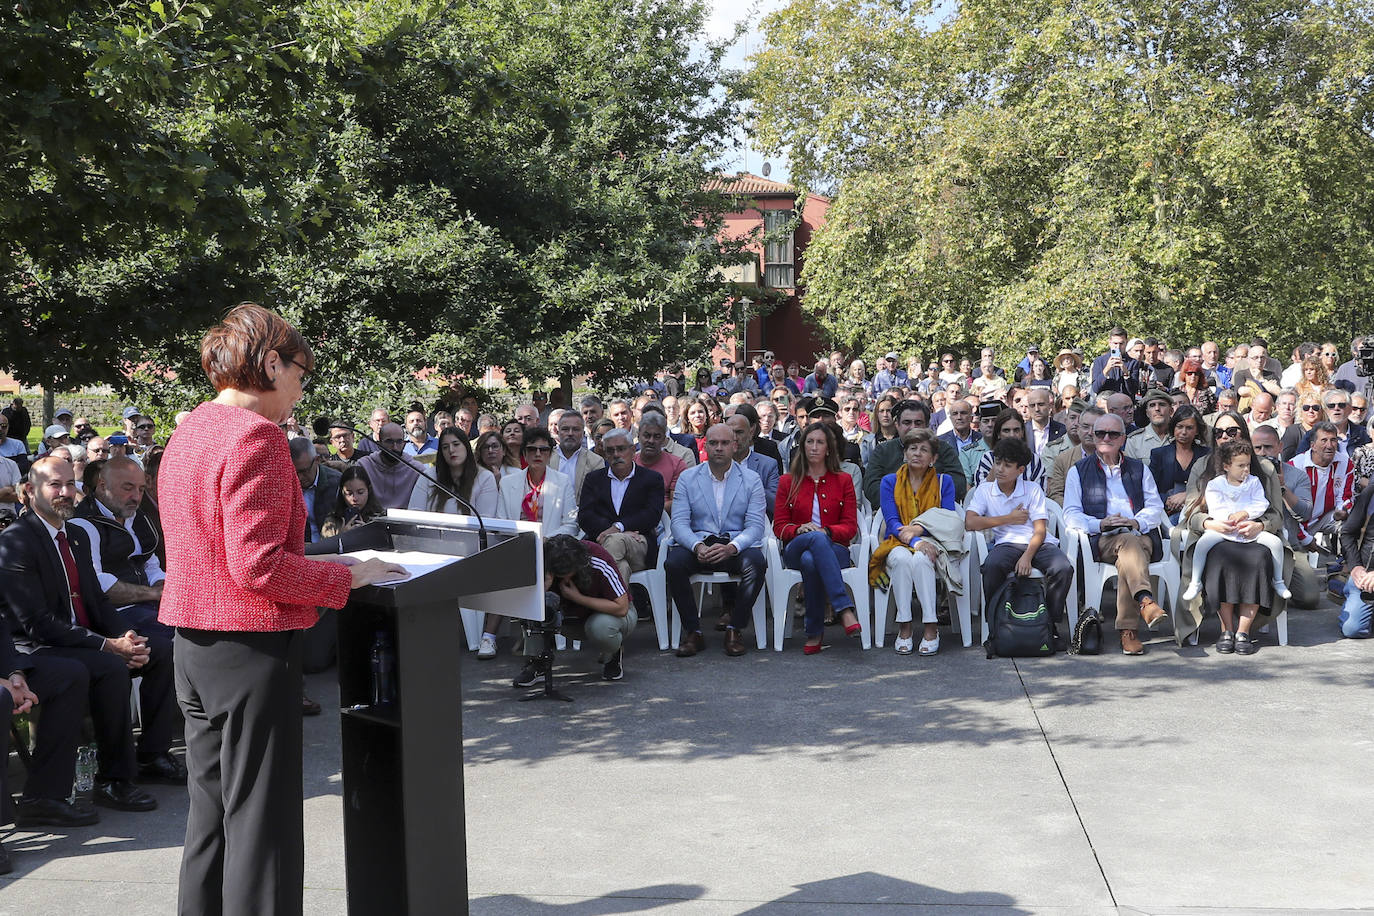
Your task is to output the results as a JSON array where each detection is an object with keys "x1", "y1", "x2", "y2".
[{"x1": 984, "y1": 576, "x2": 1055, "y2": 658}]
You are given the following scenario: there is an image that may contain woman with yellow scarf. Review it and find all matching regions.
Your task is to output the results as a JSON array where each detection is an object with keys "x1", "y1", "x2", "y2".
[{"x1": 869, "y1": 428, "x2": 957, "y2": 655}]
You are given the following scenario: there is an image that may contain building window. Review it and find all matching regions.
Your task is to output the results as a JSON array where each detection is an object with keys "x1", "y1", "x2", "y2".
[{"x1": 762, "y1": 209, "x2": 795, "y2": 289}]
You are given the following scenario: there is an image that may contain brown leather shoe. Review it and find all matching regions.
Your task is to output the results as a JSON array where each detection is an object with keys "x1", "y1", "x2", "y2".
[
  {"x1": 1119, "y1": 628, "x2": 1145, "y2": 655},
  {"x1": 1139, "y1": 596, "x2": 1168, "y2": 629},
  {"x1": 724, "y1": 628, "x2": 747, "y2": 657},
  {"x1": 715, "y1": 610, "x2": 730, "y2": 632},
  {"x1": 676, "y1": 631, "x2": 705, "y2": 657}
]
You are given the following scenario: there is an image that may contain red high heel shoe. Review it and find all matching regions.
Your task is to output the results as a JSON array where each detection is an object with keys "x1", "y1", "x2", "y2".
[
  {"x1": 841, "y1": 611, "x2": 862, "y2": 638},
  {"x1": 802, "y1": 638, "x2": 825, "y2": 655}
]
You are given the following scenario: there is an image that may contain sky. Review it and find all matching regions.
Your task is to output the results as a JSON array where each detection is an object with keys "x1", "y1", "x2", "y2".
[{"x1": 704, "y1": 0, "x2": 794, "y2": 183}]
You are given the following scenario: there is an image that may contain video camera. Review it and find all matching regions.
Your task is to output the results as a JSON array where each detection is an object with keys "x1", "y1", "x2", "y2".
[{"x1": 1356, "y1": 336, "x2": 1374, "y2": 377}]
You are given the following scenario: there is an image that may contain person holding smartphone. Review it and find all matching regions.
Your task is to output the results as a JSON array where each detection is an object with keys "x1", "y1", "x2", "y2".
[{"x1": 1089, "y1": 327, "x2": 1142, "y2": 398}]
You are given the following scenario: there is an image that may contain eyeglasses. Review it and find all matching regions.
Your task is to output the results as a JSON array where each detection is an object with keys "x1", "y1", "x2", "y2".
[
  {"x1": 134, "y1": 423, "x2": 154, "y2": 430},
  {"x1": 942, "y1": 358, "x2": 955, "y2": 364},
  {"x1": 524, "y1": 445, "x2": 552, "y2": 454},
  {"x1": 1301, "y1": 404, "x2": 1323, "y2": 412},
  {"x1": 1214, "y1": 426, "x2": 1242, "y2": 438},
  {"x1": 1322, "y1": 351, "x2": 1339, "y2": 357},
  {"x1": 1092, "y1": 430, "x2": 1124, "y2": 440},
  {"x1": 287, "y1": 357, "x2": 311, "y2": 388},
  {"x1": 1325, "y1": 401, "x2": 1350, "y2": 410}
]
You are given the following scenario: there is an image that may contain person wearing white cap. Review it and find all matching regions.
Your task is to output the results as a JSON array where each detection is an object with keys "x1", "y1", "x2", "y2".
[
  {"x1": 872, "y1": 352, "x2": 908, "y2": 395},
  {"x1": 42, "y1": 425, "x2": 71, "y2": 453}
]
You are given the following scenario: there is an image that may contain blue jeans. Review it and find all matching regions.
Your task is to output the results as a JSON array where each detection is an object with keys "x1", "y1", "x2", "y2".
[
  {"x1": 783, "y1": 530, "x2": 854, "y2": 637},
  {"x1": 1338, "y1": 577, "x2": 1374, "y2": 638}
]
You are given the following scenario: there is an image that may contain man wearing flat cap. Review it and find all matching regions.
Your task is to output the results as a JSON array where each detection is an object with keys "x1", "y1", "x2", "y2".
[{"x1": 1125, "y1": 389, "x2": 1175, "y2": 460}]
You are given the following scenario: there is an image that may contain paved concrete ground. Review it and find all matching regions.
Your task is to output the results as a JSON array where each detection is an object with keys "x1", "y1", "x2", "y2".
[{"x1": 2, "y1": 594, "x2": 1373, "y2": 915}]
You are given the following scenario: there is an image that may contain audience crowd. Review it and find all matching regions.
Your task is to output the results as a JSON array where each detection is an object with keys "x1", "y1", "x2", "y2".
[{"x1": 1, "y1": 331, "x2": 1373, "y2": 870}]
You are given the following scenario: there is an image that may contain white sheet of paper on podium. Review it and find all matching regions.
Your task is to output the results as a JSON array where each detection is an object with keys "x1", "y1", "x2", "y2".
[{"x1": 342, "y1": 549, "x2": 459, "y2": 585}]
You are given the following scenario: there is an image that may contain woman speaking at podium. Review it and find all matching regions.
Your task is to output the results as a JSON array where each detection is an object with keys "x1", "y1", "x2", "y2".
[{"x1": 159, "y1": 303, "x2": 405, "y2": 916}]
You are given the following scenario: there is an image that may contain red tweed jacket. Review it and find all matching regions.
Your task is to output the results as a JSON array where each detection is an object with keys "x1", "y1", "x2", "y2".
[{"x1": 158, "y1": 402, "x2": 352, "y2": 631}]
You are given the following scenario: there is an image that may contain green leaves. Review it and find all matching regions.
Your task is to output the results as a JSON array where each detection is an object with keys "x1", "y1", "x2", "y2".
[{"x1": 750, "y1": 0, "x2": 1374, "y2": 358}]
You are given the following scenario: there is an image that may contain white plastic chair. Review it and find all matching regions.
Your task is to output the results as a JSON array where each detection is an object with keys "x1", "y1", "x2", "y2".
[
  {"x1": 973, "y1": 499, "x2": 1078, "y2": 643},
  {"x1": 868, "y1": 513, "x2": 973, "y2": 649},
  {"x1": 1070, "y1": 526, "x2": 1179, "y2": 627},
  {"x1": 629, "y1": 512, "x2": 672, "y2": 650},
  {"x1": 661, "y1": 536, "x2": 770, "y2": 650},
  {"x1": 766, "y1": 531, "x2": 872, "y2": 651}
]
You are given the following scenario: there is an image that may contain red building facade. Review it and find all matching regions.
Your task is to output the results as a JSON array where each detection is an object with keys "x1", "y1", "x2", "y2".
[{"x1": 705, "y1": 172, "x2": 830, "y2": 368}]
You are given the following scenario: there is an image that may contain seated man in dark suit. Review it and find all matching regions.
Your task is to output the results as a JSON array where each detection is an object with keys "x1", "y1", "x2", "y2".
[
  {"x1": 0, "y1": 457, "x2": 178, "y2": 808},
  {"x1": 0, "y1": 611, "x2": 97, "y2": 871},
  {"x1": 290, "y1": 436, "x2": 342, "y2": 543},
  {"x1": 70, "y1": 457, "x2": 170, "y2": 637},
  {"x1": 577, "y1": 429, "x2": 665, "y2": 586}
]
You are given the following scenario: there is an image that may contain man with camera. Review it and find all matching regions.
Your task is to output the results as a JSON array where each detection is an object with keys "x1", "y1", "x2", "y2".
[{"x1": 515, "y1": 535, "x2": 633, "y2": 686}]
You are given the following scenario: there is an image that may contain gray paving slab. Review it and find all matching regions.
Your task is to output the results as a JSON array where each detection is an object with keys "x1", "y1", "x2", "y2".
[{"x1": 0, "y1": 596, "x2": 1369, "y2": 914}]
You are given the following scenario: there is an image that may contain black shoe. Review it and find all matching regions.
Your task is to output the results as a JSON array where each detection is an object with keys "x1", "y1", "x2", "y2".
[
  {"x1": 1216, "y1": 630, "x2": 1236, "y2": 654},
  {"x1": 93, "y1": 780, "x2": 158, "y2": 812},
  {"x1": 601, "y1": 649, "x2": 623, "y2": 681},
  {"x1": 14, "y1": 796, "x2": 100, "y2": 828},
  {"x1": 513, "y1": 658, "x2": 545, "y2": 688},
  {"x1": 1235, "y1": 632, "x2": 1257, "y2": 655},
  {"x1": 137, "y1": 752, "x2": 188, "y2": 785},
  {"x1": 0, "y1": 841, "x2": 10, "y2": 875}
]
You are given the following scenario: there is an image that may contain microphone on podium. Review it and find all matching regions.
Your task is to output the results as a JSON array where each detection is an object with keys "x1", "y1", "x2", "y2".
[{"x1": 332, "y1": 424, "x2": 490, "y2": 550}]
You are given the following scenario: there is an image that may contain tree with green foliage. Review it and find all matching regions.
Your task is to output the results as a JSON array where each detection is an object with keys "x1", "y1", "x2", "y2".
[
  {"x1": 746, "y1": 0, "x2": 1374, "y2": 358},
  {"x1": 4, "y1": 0, "x2": 751, "y2": 418}
]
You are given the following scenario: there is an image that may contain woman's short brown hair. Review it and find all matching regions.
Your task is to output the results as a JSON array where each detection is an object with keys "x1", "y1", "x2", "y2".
[
  {"x1": 900, "y1": 427, "x2": 937, "y2": 454},
  {"x1": 200, "y1": 302, "x2": 314, "y2": 393}
]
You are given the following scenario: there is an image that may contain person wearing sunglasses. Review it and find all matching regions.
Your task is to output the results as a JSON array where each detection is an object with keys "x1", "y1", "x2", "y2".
[
  {"x1": 1174, "y1": 412, "x2": 1294, "y2": 649},
  {"x1": 1063, "y1": 413, "x2": 1168, "y2": 655},
  {"x1": 1295, "y1": 391, "x2": 1372, "y2": 458},
  {"x1": 1280, "y1": 392, "x2": 1327, "y2": 460}
]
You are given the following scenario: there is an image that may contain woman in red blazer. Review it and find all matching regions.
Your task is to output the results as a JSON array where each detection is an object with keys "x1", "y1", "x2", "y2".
[
  {"x1": 774, "y1": 421, "x2": 860, "y2": 654},
  {"x1": 159, "y1": 304, "x2": 404, "y2": 916}
]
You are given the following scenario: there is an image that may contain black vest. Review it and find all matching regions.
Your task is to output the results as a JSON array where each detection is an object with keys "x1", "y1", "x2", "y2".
[
  {"x1": 1073, "y1": 454, "x2": 1163, "y2": 563},
  {"x1": 73, "y1": 500, "x2": 162, "y2": 587}
]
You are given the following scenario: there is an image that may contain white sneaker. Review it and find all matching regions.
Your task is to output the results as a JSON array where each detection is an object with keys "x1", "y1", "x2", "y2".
[
  {"x1": 1181, "y1": 581, "x2": 1201, "y2": 602},
  {"x1": 894, "y1": 636, "x2": 914, "y2": 655},
  {"x1": 1273, "y1": 580, "x2": 1292, "y2": 600},
  {"x1": 477, "y1": 635, "x2": 497, "y2": 659}
]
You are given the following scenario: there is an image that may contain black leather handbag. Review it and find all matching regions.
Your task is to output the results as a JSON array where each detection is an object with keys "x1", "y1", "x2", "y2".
[{"x1": 1070, "y1": 607, "x2": 1104, "y2": 655}]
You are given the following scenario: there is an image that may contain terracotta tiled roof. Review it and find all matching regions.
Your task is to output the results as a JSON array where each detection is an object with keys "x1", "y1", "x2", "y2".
[{"x1": 705, "y1": 172, "x2": 799, "y2": 197}]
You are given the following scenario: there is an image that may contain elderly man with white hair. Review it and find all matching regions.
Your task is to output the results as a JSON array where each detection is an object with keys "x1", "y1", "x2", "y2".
[{"x1": 576, "y1": 428, "x2": 665, "y2": 586}]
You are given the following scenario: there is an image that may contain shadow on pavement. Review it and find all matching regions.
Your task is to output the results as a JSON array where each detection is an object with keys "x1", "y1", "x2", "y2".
[{"x1": 473, "y1": 883, "x2": 704, "y2": 913}]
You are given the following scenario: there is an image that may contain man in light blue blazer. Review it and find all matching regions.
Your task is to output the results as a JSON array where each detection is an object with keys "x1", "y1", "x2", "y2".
[{"x1": 667, "y1": 424, "x2": 767, "y2": 658}]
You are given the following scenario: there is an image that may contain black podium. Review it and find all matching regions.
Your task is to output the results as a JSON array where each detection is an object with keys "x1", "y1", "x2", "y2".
[{"x1": 323, "y1": 511, "x2": 543, "y2": 916}]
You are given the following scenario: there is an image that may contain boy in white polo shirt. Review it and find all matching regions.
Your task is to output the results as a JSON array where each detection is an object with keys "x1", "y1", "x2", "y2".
[{"x1": 965, "y1": 437, "x2": 1075, "y2": 634}]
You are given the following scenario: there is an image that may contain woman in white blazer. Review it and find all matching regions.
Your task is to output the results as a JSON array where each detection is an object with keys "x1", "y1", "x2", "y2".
[{"x1": 494, "y1": 427, "x2": 578, "y2": 536}]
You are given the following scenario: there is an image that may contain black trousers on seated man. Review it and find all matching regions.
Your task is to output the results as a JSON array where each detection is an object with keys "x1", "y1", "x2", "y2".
[
  {"x1": 33, "y1": 633, "x2": 177, "y2": 781},
  {"x1": 665, "y1": 546, "x2": 766, "y2": 632},
  {"x1": 980, "y1": 543, "x2": 1075, "y2": 622},
  {"x1": 3, "y1": 655, "x2": 88, "y2": 812}
]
